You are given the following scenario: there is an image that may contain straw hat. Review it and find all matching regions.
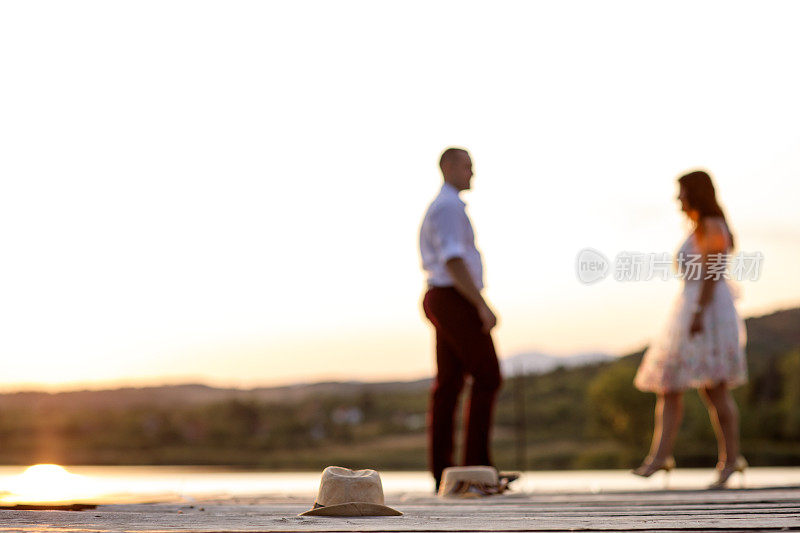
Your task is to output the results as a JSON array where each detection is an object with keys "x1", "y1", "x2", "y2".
[
  {"x1": 300, "y1": 466, "x2": 402, "y2": 517},
  {"x1": 438, "y1": 466, "x2": 515, "y2": 498}
]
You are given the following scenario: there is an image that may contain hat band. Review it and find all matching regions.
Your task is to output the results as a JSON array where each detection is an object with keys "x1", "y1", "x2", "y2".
[{"x1": 444, "y1": 480, "x2": 504, "y2": 496}]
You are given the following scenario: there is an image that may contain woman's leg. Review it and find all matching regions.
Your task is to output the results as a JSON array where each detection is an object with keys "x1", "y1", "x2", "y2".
[
  {"x1": 699, "y1": 383, "x2": 740, "y2": 466},
  {"x1": 648, "y1": 391, "x2": 684, "y2": 461},
  {"x1": 635, "y1": 391, "x2": 684, "y2": 475}
]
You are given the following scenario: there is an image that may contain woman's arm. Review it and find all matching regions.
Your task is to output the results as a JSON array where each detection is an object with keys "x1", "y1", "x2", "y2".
[{"x1": 690, "y1": 218, "x2": 729, "y2": 335}]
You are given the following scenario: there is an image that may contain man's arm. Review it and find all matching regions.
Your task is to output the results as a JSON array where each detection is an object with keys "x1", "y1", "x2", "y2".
[{"x1": 445, "y1": 257, "x2": 497, "y2": 333}]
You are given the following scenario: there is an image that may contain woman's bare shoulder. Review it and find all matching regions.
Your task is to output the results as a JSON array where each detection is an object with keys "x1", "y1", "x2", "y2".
[{"x1": 698, "y1": 217, "x2": 730, "y2": 252}]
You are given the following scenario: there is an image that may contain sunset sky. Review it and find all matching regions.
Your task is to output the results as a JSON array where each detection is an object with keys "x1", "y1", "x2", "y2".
[{"x1": 2, "y1": 2, "x2": 799, "y2": 391}]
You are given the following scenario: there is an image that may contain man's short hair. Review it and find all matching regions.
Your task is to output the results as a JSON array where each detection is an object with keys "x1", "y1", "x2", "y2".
[{"x1": 439, "y1": 147, "x2": 469, "y2": 172}]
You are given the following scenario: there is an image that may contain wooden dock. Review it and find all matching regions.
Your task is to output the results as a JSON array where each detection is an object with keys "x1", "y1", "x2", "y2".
[{"x1": 2, "y1": 487, "x2": 799, "y2": 532}]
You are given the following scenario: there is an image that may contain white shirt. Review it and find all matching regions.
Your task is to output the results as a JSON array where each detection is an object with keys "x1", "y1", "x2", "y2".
[{"x1": 419, "y1": 183, "x2": 484, "y2": 289}]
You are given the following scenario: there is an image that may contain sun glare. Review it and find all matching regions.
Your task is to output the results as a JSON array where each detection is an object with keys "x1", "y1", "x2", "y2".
[{"x1": 0, "y1": 464, "x2": 102, "y2": 504}]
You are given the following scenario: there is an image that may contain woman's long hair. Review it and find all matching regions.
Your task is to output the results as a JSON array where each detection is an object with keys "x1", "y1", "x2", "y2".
[{"x1": 678, "y1": 170, "x2": 735, "y2": 249}]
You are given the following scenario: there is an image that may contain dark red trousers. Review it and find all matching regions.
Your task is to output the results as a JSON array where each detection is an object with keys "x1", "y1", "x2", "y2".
[{"x1": 422, "y1": 286, "x2": 502, "y2": 488}]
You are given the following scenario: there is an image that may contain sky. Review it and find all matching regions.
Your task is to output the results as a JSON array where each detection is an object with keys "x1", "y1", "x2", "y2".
[{"x1": 2, "y1": 1, "x2": 799, "y2": 391}]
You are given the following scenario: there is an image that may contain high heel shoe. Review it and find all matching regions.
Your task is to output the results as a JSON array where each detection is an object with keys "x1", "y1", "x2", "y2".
[
  {"x1": 632, "y1": 456, "x2": 676, "y2": 478},
  {"x1": 709, "y1": 456, "x2": 748, "y2": 489}
]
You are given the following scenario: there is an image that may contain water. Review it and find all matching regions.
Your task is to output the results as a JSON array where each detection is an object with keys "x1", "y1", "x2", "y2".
[{"x1": 1, "y1": 465, "x2": 799, "y2": 505}]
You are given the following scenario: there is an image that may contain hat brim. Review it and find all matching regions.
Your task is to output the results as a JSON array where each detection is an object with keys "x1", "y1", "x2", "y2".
[{"x1": 299, "y1": 502, "x2": 402, "y2": 517}]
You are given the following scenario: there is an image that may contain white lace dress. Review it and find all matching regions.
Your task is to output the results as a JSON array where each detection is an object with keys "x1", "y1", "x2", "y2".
[{"x1": 634, "y1": 226, "x2": 748, "y2": 393}]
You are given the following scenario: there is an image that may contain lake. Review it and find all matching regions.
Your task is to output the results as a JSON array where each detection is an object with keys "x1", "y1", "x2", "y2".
[{"x1": 2, "y1": 465, "x2": 799, "y2": 505}]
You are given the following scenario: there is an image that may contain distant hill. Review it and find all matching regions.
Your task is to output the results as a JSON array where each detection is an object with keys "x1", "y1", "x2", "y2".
[
  {"x1": 2, "y1": 306, "x2": 796, "y2": 409},
  {"x1": 0, "y1": 306, "x2": 796, "y2": 468},
  {"x1": 0, "y1": 379, "x2": 432, "y2": 410},
  {"x1": 500, "y1": 351, "x2": 614, "y2": 377},
  {"x1": 0, "y1": 352, "x2": 613, "y2": 408}
]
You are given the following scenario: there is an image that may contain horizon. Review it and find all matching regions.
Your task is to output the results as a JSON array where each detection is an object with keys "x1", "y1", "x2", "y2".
[
  {"x1": 4, "y1": 302, "x2": 797, "y2": 395},
  {"x1": 0, "y1": 349, "x2": 612, "y2": 394},
  {"x1": 0, "y1": 356, "x2": 588, "y2": 395},
  {"x1": 3, "y1": 2, "x2": 800, "y2": 392}
]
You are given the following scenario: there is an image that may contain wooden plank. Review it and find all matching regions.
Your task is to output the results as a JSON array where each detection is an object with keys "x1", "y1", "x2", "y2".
[{"x1": 0, "y1": 488, "x2": 799, "y2": 532}]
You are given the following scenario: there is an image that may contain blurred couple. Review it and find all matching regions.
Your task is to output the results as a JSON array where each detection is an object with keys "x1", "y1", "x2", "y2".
[{"x1": 418, "y1": 147, "x2": 748, "y2": 492}]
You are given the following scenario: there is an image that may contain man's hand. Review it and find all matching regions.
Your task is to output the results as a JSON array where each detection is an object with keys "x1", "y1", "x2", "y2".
[
  {"x1": 444, "y1": 257, "x2": 498, "y2": 334},
  {"x1": 478, "y1": 302, "x2": 498, "y2": 333}
]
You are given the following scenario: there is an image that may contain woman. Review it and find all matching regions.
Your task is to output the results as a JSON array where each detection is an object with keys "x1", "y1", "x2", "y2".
[{"x1": 633, "y1": 170, "x2": 748, "y2": 489}]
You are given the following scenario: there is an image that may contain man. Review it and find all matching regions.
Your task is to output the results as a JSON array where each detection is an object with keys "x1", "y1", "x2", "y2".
[{"x1": 419, "y1": 147, "x2": 502, "y2": 491}]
